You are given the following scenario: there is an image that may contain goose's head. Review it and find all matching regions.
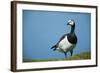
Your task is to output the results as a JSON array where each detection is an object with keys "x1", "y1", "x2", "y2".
[{"x1": 67, "y1": 20, "x2": 75, "y2": 27}]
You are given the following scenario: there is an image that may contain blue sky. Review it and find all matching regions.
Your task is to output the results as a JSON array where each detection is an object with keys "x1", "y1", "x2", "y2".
[{"x1": 23, "y1": 10, "x2": 91, "y2": 60}]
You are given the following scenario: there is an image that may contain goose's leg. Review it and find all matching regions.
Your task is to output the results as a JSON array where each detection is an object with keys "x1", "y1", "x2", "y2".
[
  {"x1": 70, "y1": 50, "x2": 73, "y2": 56},
  {"x1": 64, "y1": 52, "x2": 67, "y2": 58}
]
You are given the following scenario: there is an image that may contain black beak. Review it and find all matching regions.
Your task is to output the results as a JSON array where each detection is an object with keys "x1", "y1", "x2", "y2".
[{"x1": 67, "y1": 23, "x2": 70, "y2": 25}]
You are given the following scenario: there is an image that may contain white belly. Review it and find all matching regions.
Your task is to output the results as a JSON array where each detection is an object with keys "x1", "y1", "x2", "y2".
[{"x1": 57, "y1": 36, "x2": 76, "y2": 52}]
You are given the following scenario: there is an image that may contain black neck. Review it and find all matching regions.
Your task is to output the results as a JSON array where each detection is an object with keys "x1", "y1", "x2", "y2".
[{"x1": 70, "y1": 25, "x2": 75, "y2": 34}]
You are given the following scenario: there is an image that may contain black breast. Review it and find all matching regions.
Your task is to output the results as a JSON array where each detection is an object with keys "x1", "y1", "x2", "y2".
[{"x1": 67, "y1": 33, "x2": 77, "y2": 44}]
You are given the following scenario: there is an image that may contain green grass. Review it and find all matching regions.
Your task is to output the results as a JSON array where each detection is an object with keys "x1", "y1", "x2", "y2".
[
  {"x1": 65, "y1": 52, "x2": 91, "y2": 60},
  {"x1": 23, "y1": 52, "x2": 91, "y2": 62}
]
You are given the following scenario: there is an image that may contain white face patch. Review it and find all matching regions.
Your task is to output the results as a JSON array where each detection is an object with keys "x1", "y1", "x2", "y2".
[{"x1": 68, "y1": 20, "x2": 74, "y2": 26}]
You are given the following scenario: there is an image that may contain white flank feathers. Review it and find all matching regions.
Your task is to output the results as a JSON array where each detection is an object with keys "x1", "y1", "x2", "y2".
[{"x1": 57, "y1": 36, "x2": 76, "y2": 52}]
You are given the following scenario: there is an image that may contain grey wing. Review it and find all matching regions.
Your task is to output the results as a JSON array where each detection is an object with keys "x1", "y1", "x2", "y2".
[
  {"x1": 51, "y1": 34, "x2": 67, "y2": 51},
  {"x1": 56, "y1": 34, "x2": 67, "y2": 46}
]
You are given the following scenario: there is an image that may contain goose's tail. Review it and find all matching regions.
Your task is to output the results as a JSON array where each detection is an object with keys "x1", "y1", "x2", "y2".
[{"x1": 51, "y1": 45, "x2": 57, "y2": 51}]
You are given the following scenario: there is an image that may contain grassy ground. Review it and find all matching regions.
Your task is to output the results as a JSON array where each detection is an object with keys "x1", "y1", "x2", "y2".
[{"x1": 23, "y1": 52, "x2": 91, "y2": 62}]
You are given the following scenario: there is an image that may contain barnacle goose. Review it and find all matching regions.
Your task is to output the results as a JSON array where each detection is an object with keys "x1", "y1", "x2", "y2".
[{"x1": 51, "y1": 20, "x2": 77, "y2": 58}]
